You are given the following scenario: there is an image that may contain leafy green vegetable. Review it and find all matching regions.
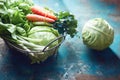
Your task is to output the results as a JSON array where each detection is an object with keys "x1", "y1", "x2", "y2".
[
  {"x1": 0, "y1": 22, "x2": 60, "y2": 64},
  {"x1": 0, "y1": 0, "x2": 77, "y2": 63},
  {"x1": 33, "y1": 22, "x2": 53, "y2": 27},
  {"x1": 16, "y1": 27, "x2": 26, "y2": 36},
  {"x1": 27, "y1": 26, "x2": 59, "y2": 47},
  {"x1": 53, "y1": 11, "x2": 77, "y2": 37},
  {"x1": 82, "y1": 18, "x2": 114, "y2": 50}
]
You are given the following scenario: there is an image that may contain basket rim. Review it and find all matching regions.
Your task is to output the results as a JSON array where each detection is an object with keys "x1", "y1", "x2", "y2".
[{"x1": 5, "y1": 35, "x2": 65, "y2": 54}]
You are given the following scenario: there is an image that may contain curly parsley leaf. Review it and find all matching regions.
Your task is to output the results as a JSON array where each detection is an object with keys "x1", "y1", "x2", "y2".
[{"x1": 53, "y1": 11, "x2": 77, "y2": 37}]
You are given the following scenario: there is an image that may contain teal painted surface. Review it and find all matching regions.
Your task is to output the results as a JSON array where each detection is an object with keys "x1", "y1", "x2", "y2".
[{"x1": 0, "y1": 0, "x2": 120, "y2": 80}]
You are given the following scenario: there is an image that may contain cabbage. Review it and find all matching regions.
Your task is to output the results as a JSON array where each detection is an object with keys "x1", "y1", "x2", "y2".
[
  {"x1": 21, "y1": 26, "x2": 61, "y2": 63},
  {"x1": 0, "y1": 21, "x2": 61, "y2": 63},
  {"x1": 82, "y1": 18, "x2": 114, "y2": 50},
  {"x1": 27, "y1": 26, "x2": 59, "y2": 48}
]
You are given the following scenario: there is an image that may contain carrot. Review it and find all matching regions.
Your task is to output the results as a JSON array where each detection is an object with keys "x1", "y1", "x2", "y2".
[
  {"x1": 26, "y1": 14, "x2": 55, "y2": 23},
  {"x1": 31, "y1": 6, "x2": 57, "y2": 20}
]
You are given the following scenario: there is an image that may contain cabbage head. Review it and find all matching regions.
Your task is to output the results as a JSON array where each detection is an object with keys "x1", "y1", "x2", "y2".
[
  {"x1": 21, "y1": 26, "x2": 61, "y2": 63},
  {"x1": 82, "y1": 18, "x2": 114, "y2": 51}
]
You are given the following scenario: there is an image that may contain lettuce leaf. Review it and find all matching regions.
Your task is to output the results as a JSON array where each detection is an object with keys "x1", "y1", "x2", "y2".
[{"x1": 0, "y1": 0, "x2": 62, "y2": 63}]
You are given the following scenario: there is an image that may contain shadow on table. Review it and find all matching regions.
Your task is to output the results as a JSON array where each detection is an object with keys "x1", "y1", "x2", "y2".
[
  {"x1": 74, "y1": 47, "x2": 120, "y2": 80},
  {"x1": 2, "y1": 45, "x2": 120, "y2": 80},
  {"x1": 87, "y1": 47, "x2": 120, "y2": 65},
  {"x1": 85, "y1": 47, "x2": 120, "y2": 76},
  {"x1": 2, "y1": 47, "x2": 62, "y2": 80},
  {"x1": 8, "y1": 47, "x2": 58, "y2": 65}
]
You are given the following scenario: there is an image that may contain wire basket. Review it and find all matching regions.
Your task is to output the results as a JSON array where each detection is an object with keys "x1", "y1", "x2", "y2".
[{"x1": 4, "y1": 35, "x2": 65, "y2": 63}]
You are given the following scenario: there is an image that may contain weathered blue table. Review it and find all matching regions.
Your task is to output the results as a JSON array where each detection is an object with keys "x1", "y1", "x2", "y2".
[{"x1": 0, "y1": 0, "x2": 120, "y2": 80}]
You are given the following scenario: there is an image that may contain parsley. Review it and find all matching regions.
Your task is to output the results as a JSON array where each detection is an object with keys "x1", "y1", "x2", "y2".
[{"x1": 53, "y1": 11, "x2": 77, "y2": 37}]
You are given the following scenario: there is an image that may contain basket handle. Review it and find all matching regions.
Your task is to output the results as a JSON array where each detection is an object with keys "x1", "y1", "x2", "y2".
[{"x1": 42, "y1": 35, "x2": 65, "y2": 52}]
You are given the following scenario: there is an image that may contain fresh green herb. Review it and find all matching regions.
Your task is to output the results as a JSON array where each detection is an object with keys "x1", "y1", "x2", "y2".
[{"x1": 53, "y1": 11, "x2": 77, "y2": 37}]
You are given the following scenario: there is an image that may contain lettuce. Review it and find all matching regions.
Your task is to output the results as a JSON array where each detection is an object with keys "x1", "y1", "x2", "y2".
[{"x1": 0, "y1": 0, "x2": 62, "y2": 63}]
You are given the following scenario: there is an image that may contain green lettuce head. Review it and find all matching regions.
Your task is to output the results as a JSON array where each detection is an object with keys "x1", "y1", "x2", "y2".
[
  {"x1": 24, "y1": 26, "x2": 61, "y2": 63},
  {"x1": 82, "y1": 18, "x2": 114, "y2": 51}
]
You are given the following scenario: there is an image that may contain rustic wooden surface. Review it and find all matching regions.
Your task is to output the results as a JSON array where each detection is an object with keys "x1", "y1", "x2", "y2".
[{"x1": 0, "y1": 0, "x2": 120, "y2": 80}]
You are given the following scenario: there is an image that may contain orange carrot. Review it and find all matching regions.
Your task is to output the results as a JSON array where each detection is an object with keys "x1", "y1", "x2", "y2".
[
  {"x1": 26, "y1": 14, "x2": 55, "y2": 23},
  {"x1": 31, "y1": 6, "x2": 57, "y2": 20}
]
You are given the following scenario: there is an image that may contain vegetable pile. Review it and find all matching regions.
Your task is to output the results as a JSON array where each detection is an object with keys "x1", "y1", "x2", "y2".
[{"x1": 0, "y1": 0, "x2": 77, "y2": 63}]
